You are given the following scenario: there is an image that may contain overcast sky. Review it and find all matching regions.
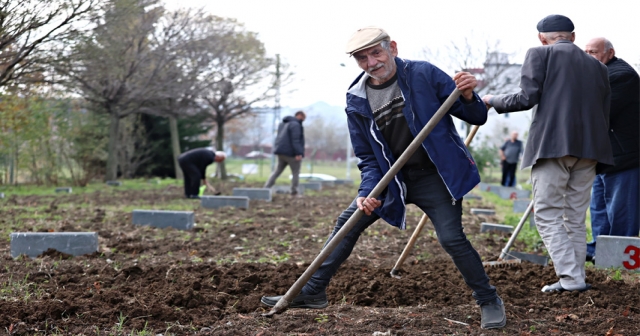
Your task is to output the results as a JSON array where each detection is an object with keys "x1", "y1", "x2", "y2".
[{"x1": 164, "y1": 0, "x2": 640, "y2": 108}]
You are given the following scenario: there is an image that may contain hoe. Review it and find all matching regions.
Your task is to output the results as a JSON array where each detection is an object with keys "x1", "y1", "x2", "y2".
[{"x1": 263, "y1": 89, "x2": 465, "y2": 317}]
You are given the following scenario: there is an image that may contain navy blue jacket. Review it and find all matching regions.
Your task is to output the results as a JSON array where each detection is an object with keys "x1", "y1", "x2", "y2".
[
  {"x1": 274, "y1": 116, "x2": 305, "y2": 157},
  {"x1": 346, "y1": 57, "x2": 487, "y2": 229}
]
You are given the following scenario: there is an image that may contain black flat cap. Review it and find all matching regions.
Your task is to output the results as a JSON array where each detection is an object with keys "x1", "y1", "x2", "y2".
[{"x1": 537, "y1": 14, "x2": 574, "y2": 32}]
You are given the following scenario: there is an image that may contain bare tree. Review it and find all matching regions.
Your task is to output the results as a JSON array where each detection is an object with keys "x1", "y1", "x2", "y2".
[
  {"x1": 225, "y1": 112, "x2": 268, "y2": 153},
  {"x1": 193, "y1": 16, "x2": 286, "y2": 179},
  {"x1": 0, "y1": 0, "x2": 97, "y2": 88},
  {"x1": 422, "y1": 36, "x2": 520, "y2": 136},
  {"x1": 304, "y1": 117, "x2": 349, "y2": 159},
  {"x1": 422, "y1": 36, "x2": 516, "y2": 92},
  {"x1": 116, "y1": 114, "x2": 153, "y2": 177},
  {"x1": 55, "y1": 0, "x2": 192, "y2": 181},
  {"x1": 137, "y1": 9, "x2": 227, "y2": 179}
]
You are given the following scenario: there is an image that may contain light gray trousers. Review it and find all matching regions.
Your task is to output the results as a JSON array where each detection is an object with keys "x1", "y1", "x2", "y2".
[
  {"x1": 531, "y1": 156, "x2": 596, "y2": 289},
  {"x1": 264, "y1": 155, "x2": 302, "y2": 194}
]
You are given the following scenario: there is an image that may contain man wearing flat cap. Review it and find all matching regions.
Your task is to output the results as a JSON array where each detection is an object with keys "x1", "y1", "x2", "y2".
[
  {"x1": 483, "y1": 15, "x2": 613, "y2": 293},
  {"x1": 263, "y1": 26, "x2": 506, "y2": 330}
]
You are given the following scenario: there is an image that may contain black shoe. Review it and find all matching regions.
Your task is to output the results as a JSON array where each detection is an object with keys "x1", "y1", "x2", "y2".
[
  {"x1": 541, "y1": 281, "x2": 592, "y2": 293},
  {"x1": 186, "y1": 195, "x2": 201, "y2": 199},
  {"x1": 261, "y1": 292, "x2": 328, "y2": 309},
  {"x1": 481, "y1": 297, "x2": 506, "y2": 329},
  {"x1": 586, "y1": 255, "x2": 595, "y2": 264}
]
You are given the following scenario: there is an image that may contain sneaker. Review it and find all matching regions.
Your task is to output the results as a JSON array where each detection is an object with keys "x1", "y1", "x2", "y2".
[
  {"x1": 586, "y1": 255, "x2": 595, "y2": 264},
  {"x1": 480, "y1": 297, "x2": 506, "y2": 329},
  {"x1": 541, "y1": 281, "x2": 592, "y2": 293},
  {"x1": 261, "y1": 292, "x2": 328, "y2": 309}
]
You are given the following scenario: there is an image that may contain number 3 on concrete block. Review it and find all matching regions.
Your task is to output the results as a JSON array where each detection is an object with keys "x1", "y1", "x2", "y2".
[{"x1": 622, "y1": 245, "x2": 640, "y2": 270}]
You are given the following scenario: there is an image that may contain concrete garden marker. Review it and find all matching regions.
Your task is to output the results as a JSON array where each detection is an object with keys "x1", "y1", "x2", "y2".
[
  {"x1": 232, "y1": 188, "x2": 271, "y2": 201},
  {"x1": 201, "y1": 196, "x2": 250, "y2": 210},
  {"x1": 132, "y1": 210, "x2": 194, "y2": 230},
  {"x1": 470, "y1": 208, "x2": 496, "y2": 216},
  {"x1": 11, "y1": 232, "x2": 99, "y2": 258},
  {"x1": 595, "y1": 236, "x2": 640, "y2": 272},
  {"x1": 480, "y1": 223, "x2": 514, "y2": 233}
]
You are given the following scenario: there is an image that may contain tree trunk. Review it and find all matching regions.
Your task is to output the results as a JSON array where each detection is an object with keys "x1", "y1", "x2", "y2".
[
  {"x1": 8, "y1": 150, "x2": 14, "y2": 185},
  {"x1": 105, "y1": 112, "x2": 120, "y2": 181},
  {"x1": 12, "y1": 133, "x2": 18, "y2": 184},
  {"x1": 216, "y1": 121, "x2": 227, "y2": 179},
  {"x1": 169, "y1": 115, "x2": 183, "y2": 179}
]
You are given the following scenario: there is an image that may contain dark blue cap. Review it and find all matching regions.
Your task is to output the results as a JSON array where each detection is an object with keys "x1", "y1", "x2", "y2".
[{"x1": 536, "y1": 14, "x2": 574, "y2": 33}]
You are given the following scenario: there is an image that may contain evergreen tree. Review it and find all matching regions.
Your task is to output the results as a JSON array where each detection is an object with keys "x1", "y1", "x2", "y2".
[{"x1": 135, "y1": 114, "x2": 210, "y2": 178}]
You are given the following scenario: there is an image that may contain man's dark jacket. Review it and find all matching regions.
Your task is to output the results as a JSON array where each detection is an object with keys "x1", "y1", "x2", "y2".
[
  {"x1": 178, "y1": 148, "x2": 216, "y2": 179},
  {"x1": 274, "y1": 116, "x2": 305, "y2": 157},
  {"x1": 599, "y1": 57, "x2": 639, "y2": 174},
  {"x1": 491, "y1": 40, "x2": 613, "y2": 168},
  {"x1": 346, "y1": 57, "x2": 487, "y2": 229}
]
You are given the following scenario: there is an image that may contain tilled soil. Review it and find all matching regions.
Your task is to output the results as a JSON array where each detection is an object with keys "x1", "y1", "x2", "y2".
[{"x1": 0, "y1": 183, "x2": 638, "y2": 335}]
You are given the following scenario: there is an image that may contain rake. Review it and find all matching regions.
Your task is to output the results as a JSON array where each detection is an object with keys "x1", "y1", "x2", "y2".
[
  {"x1": 390, "y1": 124, "x2": 479, "y2": 278},
  {"x1": 482, "y1": 200, "x2": 549, "y2": 267},
  {"x1": 263, "y1": 89, "x2": 466, "y2": 317}
]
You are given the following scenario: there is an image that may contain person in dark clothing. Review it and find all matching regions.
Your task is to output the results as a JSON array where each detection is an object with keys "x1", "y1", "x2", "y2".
[
  {"x1": 499, "y1": 131, "x2": 523, "y2": 187},
  {"x1": 264, "y1": 111, "x2": 306, "y2": 195},
  {"x1": 177, "y1": 148, "x2": 226, "y2": 199},
  {"x1": 584, "y1": 37, "x2": 640, "y2": 261}
]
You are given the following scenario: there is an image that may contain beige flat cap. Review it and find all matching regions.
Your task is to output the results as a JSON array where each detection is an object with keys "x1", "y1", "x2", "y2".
[{"x1": 345, "y1": 27, "x2": 390, "y2": 56}]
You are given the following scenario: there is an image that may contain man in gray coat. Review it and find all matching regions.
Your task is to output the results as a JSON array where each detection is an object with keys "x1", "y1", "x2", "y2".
[
  {"x1": 482, "y1": 14, "x2": 613, "y2": 293},
  {"x1": 264, "y1": 111, "x2": 306, "y2": 195}
]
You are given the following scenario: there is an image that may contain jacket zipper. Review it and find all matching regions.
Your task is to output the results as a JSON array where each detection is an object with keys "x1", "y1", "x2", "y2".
[
  {"x1": 350, "y1": 79, "x2": 408, "y2": 229},
  {"x1": 402, "y1": 60, "x2": 457, "y2": 205},
  {"x1": 449, "y1": 133, "x2": 475, "y2": 165},
  {"x1": 367, "y1": 117, "x2": 408, "y2": 229},
  {"x1": 610, "y1": 129, "x2": 625, "y2": 151}
]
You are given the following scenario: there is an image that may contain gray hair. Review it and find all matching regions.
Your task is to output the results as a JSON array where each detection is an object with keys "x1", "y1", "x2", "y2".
[
  {"x1": 603, "y1": 39, "x2": 614, "y2": 53},
  {"x1": 380, "y1": 40, "x2": 391, "y2": 51},
  {"x1": 542, "y1": 31, "x2": 572, "y2": 42}
]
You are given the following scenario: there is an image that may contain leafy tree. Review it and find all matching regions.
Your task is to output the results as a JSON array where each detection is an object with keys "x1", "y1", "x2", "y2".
[
  {"x1": 134, "y1": 113, "x2": 210, "y2": 178},
  {"x1": 60, "y1": 106, "x2": 109, "y2": 186},
  {"x1": 0, "y1": 91, "x2": 107, "y2": 186}
]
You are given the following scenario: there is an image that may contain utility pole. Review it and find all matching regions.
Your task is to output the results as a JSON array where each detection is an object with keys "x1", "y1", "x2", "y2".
[
  {"x1": 340, "y1": 63, "x2": 352, "y2": 180},
  {"x1": 271, "y1": 54, "x2": 281, "y2": 172},
  {"x1": 345, "y1": 141, "x2": 352, "y2": 180}
]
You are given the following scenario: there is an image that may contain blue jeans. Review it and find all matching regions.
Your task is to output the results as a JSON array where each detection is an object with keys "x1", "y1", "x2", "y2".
[
  {"x1": 587, "y1": 167, "x2": 640, "y2": 258},
  {"x1": 302, "y1": 168, "x2": 498, "y2": 305}
]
